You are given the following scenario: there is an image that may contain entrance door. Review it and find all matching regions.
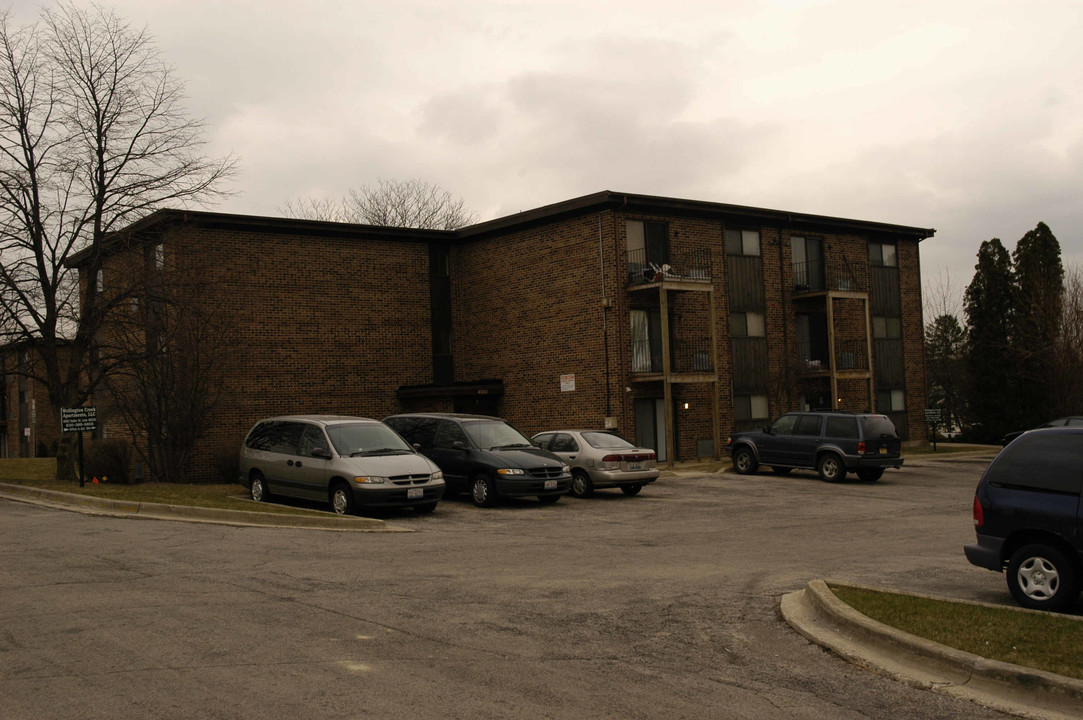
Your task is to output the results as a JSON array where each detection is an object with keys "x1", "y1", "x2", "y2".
[{"x1": 634, "y1": 398, "x2": 668, "y2": 463}]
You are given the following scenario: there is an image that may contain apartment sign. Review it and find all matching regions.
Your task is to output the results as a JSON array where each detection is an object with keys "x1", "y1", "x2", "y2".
[
  {"x1": 560, "y1": 374, "x2": 576, "y2": 392},
  {"x1": 61, "y1": 406, "x2": 97, "y2": 433}
]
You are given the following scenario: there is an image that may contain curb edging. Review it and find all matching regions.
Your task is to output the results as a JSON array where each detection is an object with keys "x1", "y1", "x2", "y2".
[
  {"x1": 781, "y1": 579, "x2": 1083, "y2": 720},
  {"x1": 0, "y1": 482, "x2": 401, "y2": 532}
]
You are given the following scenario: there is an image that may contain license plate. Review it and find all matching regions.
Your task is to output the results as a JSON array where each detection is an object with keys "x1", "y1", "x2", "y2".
[
  {"x1": 408, "y1": 488, "x2": 424, "y2": 499},
  {"x1": 628, "y1": 464, "x2": 642, "y2": 471},
  {"x1": 544, "y1": 480, "x2": 557, "y2": 490},
  {"x1": 879, "y1": 447, "x2": 887, "y2": 455}
]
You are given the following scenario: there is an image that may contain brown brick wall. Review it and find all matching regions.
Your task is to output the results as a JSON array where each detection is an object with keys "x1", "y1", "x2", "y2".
[{"x1": 77, "y1": 202, "x2": 931, "y2": 478}]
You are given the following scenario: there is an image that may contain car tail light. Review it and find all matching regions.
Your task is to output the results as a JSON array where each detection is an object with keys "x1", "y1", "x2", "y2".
[
  {"x1": 601, "y1": 454, "x2": 621, "y2": 462},
  {"x1": 972, "y1": 496, "x2": 984, "y2": 528},
  {"x1": 857, "y1": 442, "x2": 866, "y2": 454}
]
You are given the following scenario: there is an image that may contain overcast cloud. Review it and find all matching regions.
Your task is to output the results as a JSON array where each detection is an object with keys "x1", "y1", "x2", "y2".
[{"x1": 9, "y1": 0, "x2": 1082, "y2": 311}]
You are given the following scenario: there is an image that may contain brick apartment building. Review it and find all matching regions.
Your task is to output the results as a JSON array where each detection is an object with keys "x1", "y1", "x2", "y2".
[
  {"x1": 0, "y1": 341, "x2": 62, "y2": 459},
  {"x1": 65, "y1": 191, "x2": 934, "y2": 481}
]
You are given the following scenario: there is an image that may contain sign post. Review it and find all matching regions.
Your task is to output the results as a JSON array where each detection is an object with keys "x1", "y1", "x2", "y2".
[
  {"x1": 924, "y1": 408, "x2": 943, "y2": 452},
  {"x1": 61, "y1": 407, "x2": 97, "y2": 487}
]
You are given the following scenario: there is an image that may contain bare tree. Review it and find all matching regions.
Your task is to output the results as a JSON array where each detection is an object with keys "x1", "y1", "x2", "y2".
[
  {"x1": 0, "y1": 3, "x2": 234, "y2": 480},
  {"x1": 282, "y1": 178, "x2": 477, "y2": 230},
  {"x1": 1051, "y1": 265, "x2": 1083, "y2": 416},
  {"x1": 102, "y1": 249, "x2": 237, "y2": 483}
]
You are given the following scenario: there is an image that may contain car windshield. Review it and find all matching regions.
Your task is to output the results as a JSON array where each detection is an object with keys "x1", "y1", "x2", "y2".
[
  {"x1": 582, "y1": 432, "x2": 634, "y2": 449},
  {"x1": 462, "y1": 419, "x2": 532, "y2": 449},
  {"x1": 860, "y1": 415, "x2": 898, "y2": 438},
  {"x1": 326, "y1": 423, "x2": 414, "y2": 456}
]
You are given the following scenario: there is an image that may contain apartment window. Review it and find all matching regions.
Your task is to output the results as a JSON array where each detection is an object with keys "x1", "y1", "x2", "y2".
[
  {"x1": 792, "y1": 236, "x2": 825, "y2": 290},
  {"x1": 869, "y1": 242, "x2": 897, "y2": 267},
  {"x1": 734, "y1": 394, "x2": 769, "y2": 421},
  {"x1": 725, "y1": 228, "x2": 760, "y2": 256},
  {"x1": 877, "y1": 389, "x2": 906, "y2": 412},
  {"x1": 95, "y1": 269, "x2": 104, "y2": 294},
  {"x1": 155, "y1": 244, "x2": 165, "y2": 270},
  {"x1": 730, "y1": 311, "x2": 765, "y2": 338},
  {"x1": 872, "y1": 316, "x2": 901, "y2": 339}
]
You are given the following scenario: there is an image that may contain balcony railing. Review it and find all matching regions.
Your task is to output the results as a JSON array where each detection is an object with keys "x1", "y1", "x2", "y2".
[
  {"x1": 628, "y1": 248, "x2": 711, "y2": 286},
  {"x1": 797, "y1": 339, "x2": 868, "y2": 372},
  {"x1": 792, "y1": 261, "x2": 865, "y2": 294},
  {"x1": 631, "y1": 339, "x2": 714, "y2": 375},
  {"x1": 672, "y1": 339, "x2": 714, "y2": 374}
]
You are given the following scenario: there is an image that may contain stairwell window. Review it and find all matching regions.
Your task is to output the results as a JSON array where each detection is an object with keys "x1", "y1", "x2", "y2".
[
  {"x1": 734, "y1": 394, "x2": 769, "y2": 422},
  {"x1": 730, "y1": 311, "x2": 765, "y2": 338},
  {"x1": 869, "y1": 242, "x2": 897, "y2": 267},
  {"x1": 725, "y1": 229, "x2": 760, "y2": 256},
  {"x1": 877, "y1": 389, "x2": 906, "y2": 412},
  {"x1": 872, "y1": 316, "x2": 901, "y2": 339}
]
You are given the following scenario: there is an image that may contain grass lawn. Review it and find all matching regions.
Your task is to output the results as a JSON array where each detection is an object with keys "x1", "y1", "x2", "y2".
[
  {"x1": 831, "y1": 584, "x2": 1083, "y2": 680},
  {"x1": 0, "y1": 458, "x2": 329, "y2": 517}
]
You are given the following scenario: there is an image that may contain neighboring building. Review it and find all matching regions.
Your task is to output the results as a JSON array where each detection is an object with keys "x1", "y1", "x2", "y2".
[
  {"x1": 71, "y1": 191, "x2": 934, "y2": 481},
  {"x1": 0, "y1": 341, "x2": 62, "y2": 458}
]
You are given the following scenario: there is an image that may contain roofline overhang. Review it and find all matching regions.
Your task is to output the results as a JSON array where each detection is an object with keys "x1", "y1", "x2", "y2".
[
  {"x1": 67, "y1": 209, "x2": 456, "y2": 267},
  {"x1": 457, "y1": 190, "x2": 936, "y2": 242}
]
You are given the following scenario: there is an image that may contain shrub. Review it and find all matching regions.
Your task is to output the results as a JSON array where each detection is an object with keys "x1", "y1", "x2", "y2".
[{"x1": 83, "y1": 439, "x2": 133, "y2": 485}]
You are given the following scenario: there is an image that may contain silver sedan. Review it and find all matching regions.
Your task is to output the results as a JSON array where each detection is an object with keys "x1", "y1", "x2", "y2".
[{"x1": 531, "y1": 430, "x2": 659, "y2": 497}]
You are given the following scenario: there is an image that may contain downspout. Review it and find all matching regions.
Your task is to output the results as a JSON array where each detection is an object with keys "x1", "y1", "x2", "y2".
[
  {"x1": 600, "y1": 213, "x2": 611, "y2": 417},
  {"x1": 779, "y1": 214, "x2": 793, "y2": 414}
]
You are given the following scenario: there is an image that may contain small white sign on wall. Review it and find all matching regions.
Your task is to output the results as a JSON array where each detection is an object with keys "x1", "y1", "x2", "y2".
[{"x1": 560, "y1": 374, "x2": 575, "y2": 392}]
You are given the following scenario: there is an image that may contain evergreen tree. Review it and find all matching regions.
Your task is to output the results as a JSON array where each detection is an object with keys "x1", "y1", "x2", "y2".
[
  {"x1": 964, "y1": 239, "x2": 1016, "y2": 442},
  {"x1": 925, "y1": 314, "x2": 967, "y2": 433},
  {"x1": 1010, "y1": 222, "x2": 1064, "y2": 428}
]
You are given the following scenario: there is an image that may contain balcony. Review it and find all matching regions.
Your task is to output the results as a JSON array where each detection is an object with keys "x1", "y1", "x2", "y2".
[
  {"x1": 792, "y1": 261, "x2": 866, "y2": 296},
  {"x1": 797, "y1": 339, "x2": 869, "y2": 374},
  {"x1": 628, "y1": 248, "x2": 712, "y2": 288},
  {"x1": 631, "y1": 338, "x2": 715, "y2": 380}
]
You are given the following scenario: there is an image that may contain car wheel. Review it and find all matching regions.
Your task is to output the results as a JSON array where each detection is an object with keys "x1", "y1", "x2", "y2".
[
  {"x1": 857, "y1": 468, "x2": 884, "y2": 482},
  {"x1": 471, "y1": 474, "x2": 497, "y2": 508},
  {"x1": 570, "y1": 470, "x2": 594, "y2": 498},
  {"x1": 733, "y1": 447, "x2": 758, "y2": 475},
  {"x1": 250, "y1": 472, "x2": 270, "y2": 502},
  {"x1": 1008, "y1": 544, "x2": 1080, "y2": 612},
  {"x1": 770, "y1": 467, "x2": 792, "y2": 475},
  {"x1": 817, "y1": 453, "x2": 845, "y2": 482},
  {"x1": 621, "y1": 484, "x2": 643, "y2": 497},
  {"x1": 414, "y1": 502, "x2": 438, "y2": 514},
  {"x1": 537, "y1": 494, "x2": 560, "y2": 504},
  {"x1": 330, "y1": 482, "x2": 356, "y2": 515}
]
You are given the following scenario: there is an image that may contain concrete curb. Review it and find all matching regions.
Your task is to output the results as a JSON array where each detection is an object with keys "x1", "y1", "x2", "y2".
[
  {"x1": 0, "y1": 482, "x2": 403, "y2": 532},
  {"x1": 781, "y1": 579, "x2": 1083, "y2": 720}
]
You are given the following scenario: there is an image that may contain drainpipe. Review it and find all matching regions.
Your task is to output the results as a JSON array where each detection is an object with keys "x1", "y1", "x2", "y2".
[{"x1": 600, "y1": 214, "x2": 612, "y2": 417}]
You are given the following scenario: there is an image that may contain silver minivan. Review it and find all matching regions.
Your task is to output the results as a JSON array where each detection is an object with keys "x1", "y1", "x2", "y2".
[{"x1": 239, "y1": 415, "x2": 445, "y2": 514}]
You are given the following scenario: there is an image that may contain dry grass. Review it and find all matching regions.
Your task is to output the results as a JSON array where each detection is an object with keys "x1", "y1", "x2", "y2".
[
  {"x1": 831, "y1": 584, "x2": 1083, "y2": 680},
  {"x1": 0, "y1": 458, "x2": 328, "y2": 517}
]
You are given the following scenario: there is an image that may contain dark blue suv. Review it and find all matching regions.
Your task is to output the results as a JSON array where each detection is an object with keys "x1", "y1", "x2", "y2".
[
  {"x1": 965, "y1": 427, "x2": 1083, "y2": 612},
  {"x1": 726, "y1": 411, "x2": 903, "y2": 482}
]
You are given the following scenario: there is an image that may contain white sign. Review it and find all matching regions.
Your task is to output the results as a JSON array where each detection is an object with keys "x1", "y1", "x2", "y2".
[{"x1": 560, "y1": 374, "x2": 575, "y2": 392}]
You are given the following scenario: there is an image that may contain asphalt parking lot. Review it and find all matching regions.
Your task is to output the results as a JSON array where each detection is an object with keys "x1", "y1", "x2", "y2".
[{"x1": 1, "y1": 453, "x2": 1025, "y2": 719}]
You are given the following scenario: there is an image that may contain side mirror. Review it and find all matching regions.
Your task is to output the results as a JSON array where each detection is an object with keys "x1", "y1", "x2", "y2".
[
  {"x1": 412, "y1": 442, "x2": 422, "y2": 451},
  {"x1": 312, "y1": 448, "x2": 333, "y2": 460},
  {"x1": 452, "y1": 440, "x2": 469, "y2": 452},
  {"x1": 762, "y1": 425, "x2": 772, "y2": 434}
]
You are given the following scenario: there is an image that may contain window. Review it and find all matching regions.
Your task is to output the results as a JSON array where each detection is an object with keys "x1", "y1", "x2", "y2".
[
  {"x1": 155, "y1": 244, "x2": 165, "y2": 270},
  {"x1": 769, "y1": 413, "x2": 797, "y2": 434},
  {"x1": 435, "y1": 420, "x2": 469, "y2": 450},
  {"x1": 793, "y1": 414, "x2": 823, "y2": 437},
  {"x1": 734, "y1": 394, "x2": 769, "y2": 421},
  {"x1": 550, "y1": 433, "x2": 579, "y2": 453},
  {"x1": 869, "y1": 243, "x2": 897, "y2": 267},
  {"x1": 725, "y1": 228, "x2": 760, "y2": 256},
  {"x1": 877, "y1": 389, "x2": 906, "y2": 412},
  {"x1": 730, "y1": 311, "x2": 765, "y2": 338},
  {"x1": 826, "y1": 416, "x2": 859, "y2": 439},
  {"x1": 872, "y1": 316, "x2": 901, "y2": 339},
  {"x1": 95, "y1": 269, "x2": 104, "y2": 294},
  {"x1": 299, "y1": 425, "x2": 331, "y2": 457}
]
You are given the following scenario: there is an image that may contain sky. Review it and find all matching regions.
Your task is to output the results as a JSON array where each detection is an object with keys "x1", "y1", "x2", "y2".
[{"x1": 8, "y1": 0, "x2": 1083, "y2": 315}]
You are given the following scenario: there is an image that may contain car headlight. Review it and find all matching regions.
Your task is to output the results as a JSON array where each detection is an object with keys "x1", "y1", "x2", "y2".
[
  {"x1": 497, "y1": 468, "x2": 524, "y2": 475},
  {"x1": 431, "y1": 470, "x2": 444, "y2": 481},
  {"x1": 561, "y1": 465, "x2": 570, "y2": 474},
  {"x1": 353, "y1": 476, "x2": 388, "y2": 484}
]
